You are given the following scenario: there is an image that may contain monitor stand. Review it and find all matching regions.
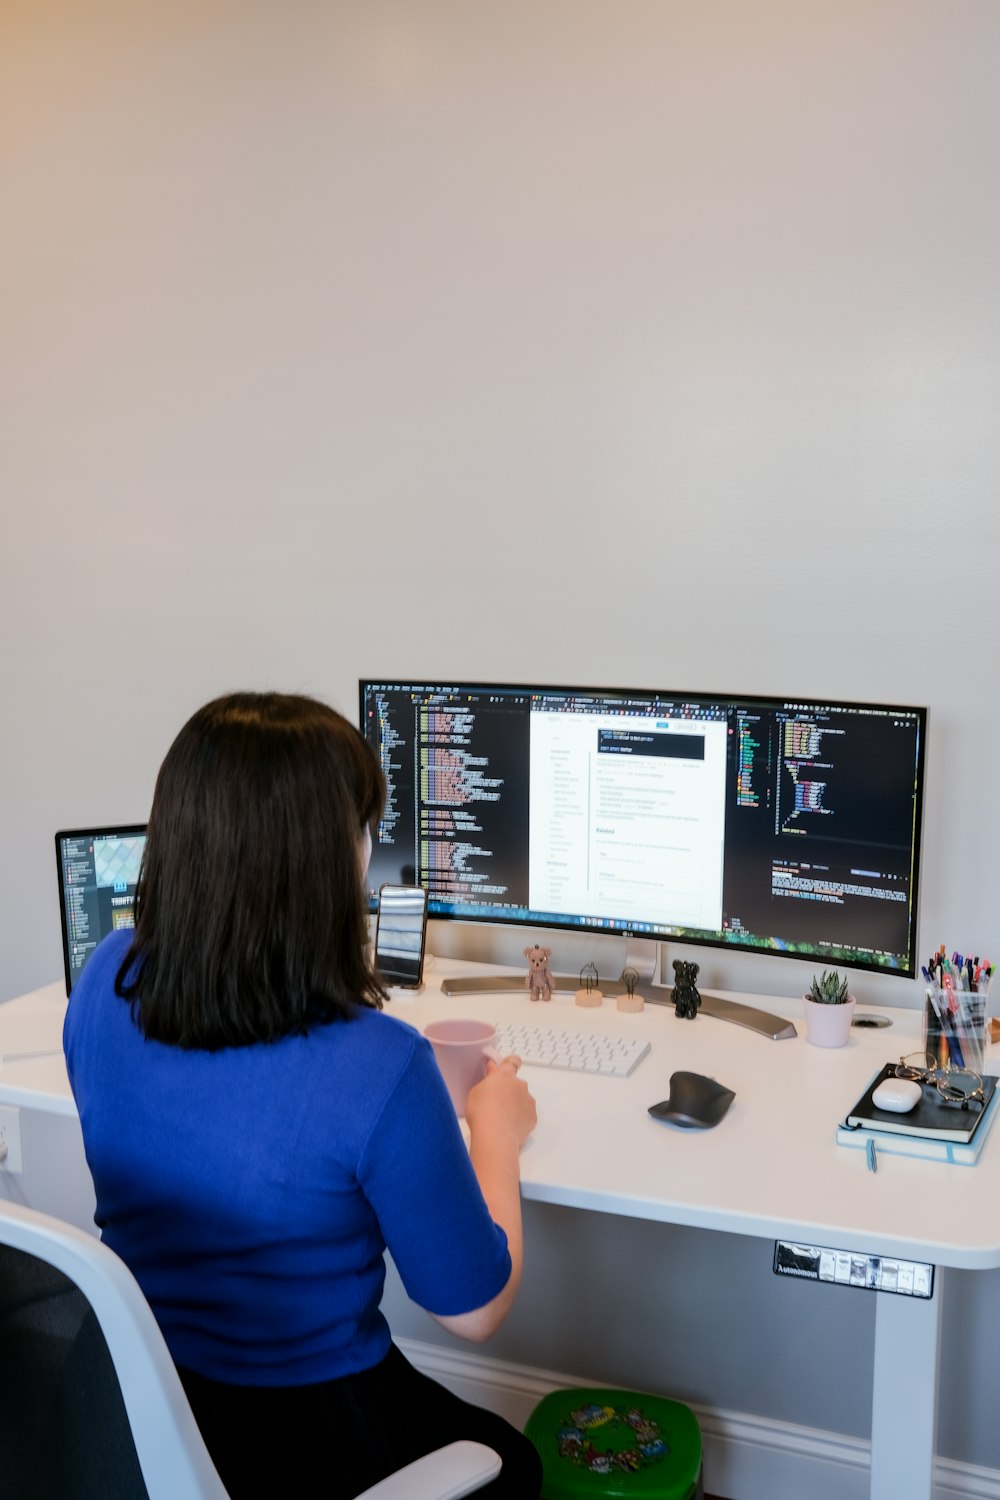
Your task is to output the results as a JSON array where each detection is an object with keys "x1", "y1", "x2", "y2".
[
  {"x1": 626, "y1": 938, "x2": 796, "y2": 1039},
  {"x1": 621, "y1": 936, "x2": 660, "y2": 988},
  {"x1": 439, "y1": 951, "x2": 797, "y2": 1041},
  {"x1": 695, "y1": 993, "x2": 797, "y2": 1041},
  {"x1": 440, "y1": 974, "x2": 638, "y2": 999}
]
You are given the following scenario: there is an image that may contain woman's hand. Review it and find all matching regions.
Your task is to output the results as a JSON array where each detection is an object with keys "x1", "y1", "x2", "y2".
[{"x1": 465, "y1": 1056, "x2": 536, "y2": 1147}]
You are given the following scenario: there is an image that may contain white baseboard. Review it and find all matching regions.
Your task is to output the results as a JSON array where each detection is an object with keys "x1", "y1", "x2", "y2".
[{"x1": 395, "y1": 1337, "x2": 1000, "y2": 1500}]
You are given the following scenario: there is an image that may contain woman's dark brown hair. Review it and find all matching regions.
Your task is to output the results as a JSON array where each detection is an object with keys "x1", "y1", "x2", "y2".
[{"x1": 115, "y1": 692, "x2": 387, "y2": 1047}]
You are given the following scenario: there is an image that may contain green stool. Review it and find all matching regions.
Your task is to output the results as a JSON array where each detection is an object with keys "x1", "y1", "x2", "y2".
[{"x1": 525, "y1": 1387, "x2": 703, "y2": 1500}]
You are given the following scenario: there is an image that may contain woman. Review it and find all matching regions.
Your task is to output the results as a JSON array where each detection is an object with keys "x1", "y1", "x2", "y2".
[{"x1": 64, "y1": 691, "x2": 541, "y2": 1498}]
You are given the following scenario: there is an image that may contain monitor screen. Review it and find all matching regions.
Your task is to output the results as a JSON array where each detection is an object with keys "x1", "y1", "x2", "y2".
[
  {"x1": 55, "y1": 825, "x2": 147, "y2": 994},
  {"x1": 360, "y1": 681, "x2": 926, "y2": 978}
]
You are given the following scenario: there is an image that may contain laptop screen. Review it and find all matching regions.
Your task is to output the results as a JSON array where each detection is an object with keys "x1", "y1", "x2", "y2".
[{"x1": 55, "y1": 825, "x2": 147, "y2": 995}]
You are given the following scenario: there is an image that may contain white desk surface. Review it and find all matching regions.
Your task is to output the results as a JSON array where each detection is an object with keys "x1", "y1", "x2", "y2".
[
  {"x1": 2, "y1": 959, "x2": 996, "y2": 1268},
  {"x1": 397, "y1": 960, "x2": 998, "y2": 1272},
  {"x1": 0, "y1": 980, "x2": 78, "y2": 1115}
]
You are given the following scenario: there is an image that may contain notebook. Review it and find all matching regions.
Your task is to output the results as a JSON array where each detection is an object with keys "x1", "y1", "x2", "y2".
[
  {"x1": 55, "y1": 825, "x2": 147, "y2": 995},
  {"x1": 838, "y1": 1062, "x2": 1000, "y2": 1165}
]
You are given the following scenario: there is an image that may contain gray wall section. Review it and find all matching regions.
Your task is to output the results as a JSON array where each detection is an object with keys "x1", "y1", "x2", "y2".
[
  {"x1": 383, "y1": 1205, "x2": 877, "y2": 1437},
  {"x1": 3, "y1": 0, "x2": 1000, "y2": 1469}
]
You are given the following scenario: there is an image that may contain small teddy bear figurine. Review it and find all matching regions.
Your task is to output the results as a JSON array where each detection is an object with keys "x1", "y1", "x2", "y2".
[
  {"x1": 523, "y1": 944, "x2": 554, "y2": 1002},
  {"x1": 671, "y1": 959, "x2": 701, "y2": 1020}
]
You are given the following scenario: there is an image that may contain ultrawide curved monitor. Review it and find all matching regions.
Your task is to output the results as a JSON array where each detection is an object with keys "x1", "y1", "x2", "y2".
[{"x1": 360, "y1": 681, "x2": 926, "y2": 978}]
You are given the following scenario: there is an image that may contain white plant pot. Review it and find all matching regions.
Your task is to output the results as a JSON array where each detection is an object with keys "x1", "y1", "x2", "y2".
[{"x1": 802, "y1": 995, "x2": 856, "y2": 1047}]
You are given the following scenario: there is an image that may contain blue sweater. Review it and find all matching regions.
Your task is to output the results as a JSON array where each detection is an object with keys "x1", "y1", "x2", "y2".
[{"x1": 64, "y1": 930, "x2": 511, "y2": 1386}]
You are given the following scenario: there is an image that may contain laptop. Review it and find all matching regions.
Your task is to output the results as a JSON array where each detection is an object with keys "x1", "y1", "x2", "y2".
[{"x1": 55, "y1": 825, "x2": 147, "y2": 995}]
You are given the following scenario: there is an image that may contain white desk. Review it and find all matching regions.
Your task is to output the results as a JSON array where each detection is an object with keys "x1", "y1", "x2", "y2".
[{"x1": 2, "y1": 959, "x2": 995, "y2": 1500}]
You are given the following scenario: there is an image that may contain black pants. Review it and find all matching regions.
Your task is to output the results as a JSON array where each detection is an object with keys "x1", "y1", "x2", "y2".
[{"x1": 178, "y1": 1343, "x2": 543, "y2": 1499}]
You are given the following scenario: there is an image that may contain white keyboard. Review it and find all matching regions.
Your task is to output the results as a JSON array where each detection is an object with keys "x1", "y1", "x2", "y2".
[{"x1": 493, "y1": 1020, "x2": 650, "y2": 1078}]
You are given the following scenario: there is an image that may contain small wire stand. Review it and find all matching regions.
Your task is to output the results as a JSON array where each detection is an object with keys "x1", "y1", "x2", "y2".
[
  {"x1": 575, "y1": 961, "x2": 604, "y2": 1008},
  {"x1": 617, "y1": 966, "x2": 644, "y2": 1013}
]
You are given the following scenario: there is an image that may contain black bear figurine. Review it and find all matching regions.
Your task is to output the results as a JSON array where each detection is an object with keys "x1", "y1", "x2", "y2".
[{"x1": 671, "y1": 960, "x2": 701, "y2": 1020}]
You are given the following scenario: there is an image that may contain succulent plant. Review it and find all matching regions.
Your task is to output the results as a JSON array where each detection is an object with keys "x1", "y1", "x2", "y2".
[{"x1": 807, "y1": 969, "x2": 851, "y2": 1005}]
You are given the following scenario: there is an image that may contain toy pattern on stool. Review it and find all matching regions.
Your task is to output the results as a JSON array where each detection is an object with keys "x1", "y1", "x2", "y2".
[
  {"x1": 556, "y1": 1399, "x2": 667, "y2": 1475},
  {"x1": 524, "y1": 945, "x2": 555, "y2": 1002},
  {"x1": 671, "y1": 960, "x2": 701, "y2": 1020}
]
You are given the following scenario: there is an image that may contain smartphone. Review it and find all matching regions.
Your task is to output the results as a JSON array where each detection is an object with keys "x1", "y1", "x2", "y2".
[{"x1": 374, "y1": 884, "x2": 428, "y2": 990}]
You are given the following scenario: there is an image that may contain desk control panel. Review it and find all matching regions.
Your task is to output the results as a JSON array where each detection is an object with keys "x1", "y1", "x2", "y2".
[{"x1": 773, "y1": 1240, "x2": 934, "y2": 1298}]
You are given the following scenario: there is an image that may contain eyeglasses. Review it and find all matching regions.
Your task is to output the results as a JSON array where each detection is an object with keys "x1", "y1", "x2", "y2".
[{"x1": 895, "y1": 1052, "x2": 987, "y2": 1108}]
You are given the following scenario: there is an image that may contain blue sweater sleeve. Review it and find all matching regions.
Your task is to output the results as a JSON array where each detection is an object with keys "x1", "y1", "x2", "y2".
[{"x1": 357, "y1": 1036, "x2": 512, "y2": 1316}]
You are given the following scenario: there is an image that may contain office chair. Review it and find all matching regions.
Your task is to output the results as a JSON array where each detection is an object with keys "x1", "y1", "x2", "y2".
[{"x1": 0, "y1": 1199, "x2": 499, "y2": 1500}]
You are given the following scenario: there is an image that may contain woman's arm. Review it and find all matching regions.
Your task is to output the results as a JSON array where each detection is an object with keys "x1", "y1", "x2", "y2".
[{"x1": 431, "y1": 1058, "x2": 536, "y2": 1342}]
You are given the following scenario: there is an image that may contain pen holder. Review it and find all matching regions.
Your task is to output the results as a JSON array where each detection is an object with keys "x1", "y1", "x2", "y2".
[{"x1": 923, "y1": 985, "x2": 990, "y2": 1074}]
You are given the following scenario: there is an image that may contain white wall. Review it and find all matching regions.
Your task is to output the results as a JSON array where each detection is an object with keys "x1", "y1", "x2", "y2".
[
  {"x1": 3, "y1": 0, "x2": 999, "y2": 1008},
  {"x1": 3, "y1": 0, "x2": 1000, "y2": 1471}
]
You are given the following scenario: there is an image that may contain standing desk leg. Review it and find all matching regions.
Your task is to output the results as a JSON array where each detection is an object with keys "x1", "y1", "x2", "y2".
[{"x1": 869, "y1": 1270, "x2": 942, "y2": 1500}]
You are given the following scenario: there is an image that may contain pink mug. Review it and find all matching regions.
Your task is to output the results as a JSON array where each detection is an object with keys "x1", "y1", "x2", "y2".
[{"x1": 424, "y1": 1019, "x2": 499, "y2": 1117}]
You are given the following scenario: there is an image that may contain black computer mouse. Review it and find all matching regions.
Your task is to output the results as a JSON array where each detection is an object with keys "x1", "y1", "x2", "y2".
[{"x1": 648, "y1": 1071, "x2": 736, "y2": 1129}]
